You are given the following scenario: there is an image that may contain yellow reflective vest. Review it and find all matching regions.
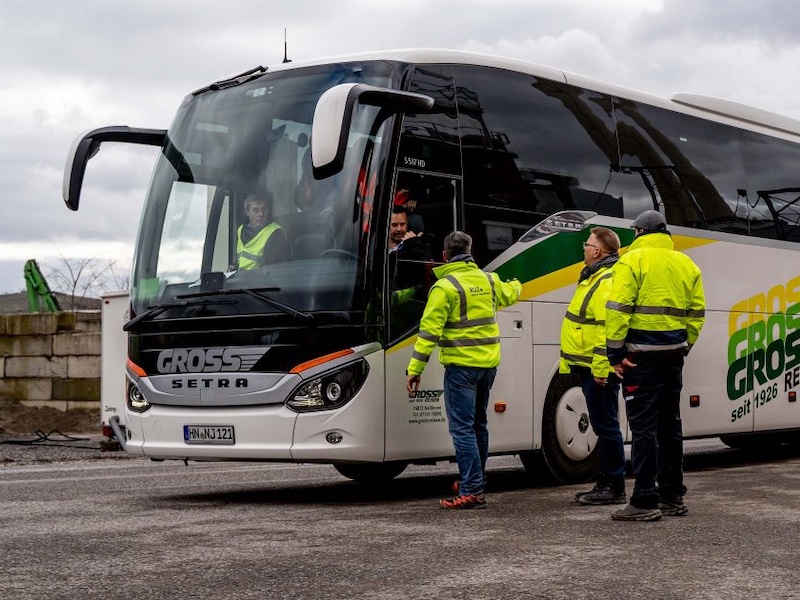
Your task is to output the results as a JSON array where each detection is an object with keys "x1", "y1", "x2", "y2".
[
  {"x1": 237, "y1": 222, "x2": 283, "y2": 270},
  {"x1": 406, "y1": 260, "x2": 522, "y2": 375},
  {"x1": 559, "y1": 263, "x2": 615, "y2": 378},
  {"x1": 605, "y1": 232, "x2": 705, "y2": 365}
]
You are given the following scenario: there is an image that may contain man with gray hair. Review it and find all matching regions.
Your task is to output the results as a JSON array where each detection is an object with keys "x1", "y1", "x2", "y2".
[{"x1": 406, "y1": 231, "x2": 521, "y2": 509}]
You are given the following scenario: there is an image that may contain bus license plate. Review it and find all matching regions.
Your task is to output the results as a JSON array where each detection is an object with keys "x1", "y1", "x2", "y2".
[{"x1": 183, "y1": 425, "x2": 235, "y2": 445}]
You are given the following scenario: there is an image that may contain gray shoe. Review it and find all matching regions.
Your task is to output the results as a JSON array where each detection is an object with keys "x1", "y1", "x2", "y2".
[
  {"x1": 577, "y1": 488, "x2": 627, "y2": 505},
  {"x1": 659, "y1": 497, "x2": 688, "y2": 516},
  {"x1": 574, "y1": 483, "x2": 603, "y2": 502},
  {"x1": 611, "y1": 504, "x2": 662, "y2": 522}
]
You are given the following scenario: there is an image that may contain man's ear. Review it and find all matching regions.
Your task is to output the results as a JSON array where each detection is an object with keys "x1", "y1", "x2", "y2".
[{"x1": 442, "y1": 250, "x2": 448, "y2": 262}]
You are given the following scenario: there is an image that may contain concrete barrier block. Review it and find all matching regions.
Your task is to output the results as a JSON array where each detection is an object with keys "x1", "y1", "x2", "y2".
[
  {"x1": 0, "y1": 335, "x2": 53, "y2": 358},
  {"x1": 0, "y1": 378, "x2": 52, "y2": 401},
  {"x1": 56, "y1": 312, "x2": 79, "y2": 332},
  {"x1": 5, "y1": 313, "x2": 61, "y2": 336},
  {"x1": 19, "y1": 399, "x2": 99, "y2": 412},
  {"x1": 53, "y1": 333, "x2": 101, "y2": 356},
  {"x1": 52, "y1": 378, "x2": 101, "y2": 401},
  {"x1": 67, "y1": 355, "x2": 101, "y2": 379},
  {"x1": 75, "y1": 313, "x2": 102, "y2": 333},
  {"x1": 6, "y1": 356, "x2": 68, "y2": 378},
  {"x1": 66, "y1": 400, "x2": 100, "y2": 411}
]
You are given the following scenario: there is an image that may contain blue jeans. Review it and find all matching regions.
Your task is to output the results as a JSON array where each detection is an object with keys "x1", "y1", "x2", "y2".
[
  {"x1": 443, "y1": 365, "x2": 497, "y2": 496},
  {"x1": 622, "y1": 351, "x2": 687, "y2": 508},
  {"x1": 580, "y1": 372, "x2": 625, "y2": 492}
]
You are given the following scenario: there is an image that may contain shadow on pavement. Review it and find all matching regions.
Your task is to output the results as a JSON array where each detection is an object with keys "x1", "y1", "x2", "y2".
[{"x1": 156, "y1": 441, "x2": 800, "y2": 507}]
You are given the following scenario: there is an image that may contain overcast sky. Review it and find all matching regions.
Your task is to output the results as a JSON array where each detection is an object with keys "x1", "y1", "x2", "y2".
[{"x1": 2, "y1": 0, "x2": 799, "y2": 294}]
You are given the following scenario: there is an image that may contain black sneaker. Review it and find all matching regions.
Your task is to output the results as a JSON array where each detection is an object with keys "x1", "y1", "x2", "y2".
[
  {"x1": 610, "y1": 504, "x2": 662, "y2": 522},
  {"x1": 659, "y1": 496, "x2": 688, "y2": 516},
  {"x1": 577, "y1": 488, "x2": 627, "y2": 505},
  {"x1": 574, "y1": 483, "x2": 603, "y2": 502}
]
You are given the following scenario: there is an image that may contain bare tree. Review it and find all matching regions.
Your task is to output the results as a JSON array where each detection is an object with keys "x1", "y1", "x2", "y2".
[{"x1": 44, "y1": 255, "x2": 130, "y2": 310}]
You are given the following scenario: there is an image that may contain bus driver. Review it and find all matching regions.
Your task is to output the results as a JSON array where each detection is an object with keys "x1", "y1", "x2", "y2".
[{"x1": 236, "y1": 193, "x2": 291, "y2": 270}]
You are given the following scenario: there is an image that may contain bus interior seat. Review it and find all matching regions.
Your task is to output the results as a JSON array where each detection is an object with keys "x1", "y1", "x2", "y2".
[
  {"x1": 293, "y1": 232, "x2": 334, "y2": 259},
  {"x1": 276, "y1": 212, "x2": 335, "y2": 260}
]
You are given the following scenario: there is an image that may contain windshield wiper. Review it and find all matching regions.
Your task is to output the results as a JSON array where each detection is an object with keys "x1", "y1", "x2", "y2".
[
  {"x1": 242, "y1": 288, "x2": 314, "y2": 321},
  {"x1": 191, "y1": 66, "x2": 268, "y2": 95},
  {"x1": 123, "y1": 298, "x2": 237, "y2": 332},
  {"x1": 176, "y1": 287, "x2": 314, "y2": 321}
]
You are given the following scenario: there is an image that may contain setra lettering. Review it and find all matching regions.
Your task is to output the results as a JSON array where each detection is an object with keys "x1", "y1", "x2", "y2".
[{"x1": 171, "y1": 378, "x2": 249, "y2": 389}]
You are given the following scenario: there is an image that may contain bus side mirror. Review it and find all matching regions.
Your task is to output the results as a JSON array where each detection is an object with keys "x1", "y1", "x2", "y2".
[
  {"x1": 311, "y1": 84, "x2": 434, "y2": 180},
  {"x1": 63, "y1": 126, "x2": 167, "y2": 211}
]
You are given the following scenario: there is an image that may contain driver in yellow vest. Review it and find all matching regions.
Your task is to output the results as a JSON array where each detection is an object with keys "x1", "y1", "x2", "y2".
[{"x1": 236, "y1": 194, "x2": 290, "y2": 269}]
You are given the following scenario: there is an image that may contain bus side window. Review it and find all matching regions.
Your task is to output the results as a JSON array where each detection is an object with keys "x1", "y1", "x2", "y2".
[
  {"x1": 615, "y1": 98, "x2": 742, "y2": 231},
  {"x1": 739, "y1": 131, "x2": 800, "y2": 242},
  {"x1": 453, "y1": 65, "x2": 620, "y2": 264}
]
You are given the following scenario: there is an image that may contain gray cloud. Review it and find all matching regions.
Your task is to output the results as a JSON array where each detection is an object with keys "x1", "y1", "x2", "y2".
[
  {"x1": 634, "y1": 0, "x2": 800, "y2": 46},
  {"x1": 1, "y1": 0, "x2": 799, "y2": 294}
]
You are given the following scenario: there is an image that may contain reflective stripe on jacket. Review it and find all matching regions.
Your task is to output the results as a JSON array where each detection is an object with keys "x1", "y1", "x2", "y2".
[
  {"x1": 605, "y1": 232, "x2": 705, "y2": 365},
  {"x1": 406, "y1": 260, "x2": 522, "y2": 375},
  {"x1": 559, "y1": 266, "x2": 614, "y2": 378},
  {"x1": 237, "y1": 222, "x2": 282, "y2": 270}
]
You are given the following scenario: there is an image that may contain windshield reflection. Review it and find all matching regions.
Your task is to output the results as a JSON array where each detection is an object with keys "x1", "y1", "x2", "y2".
[{"x1": 129, "y1": 62, "x2": 394, "y2": 319}]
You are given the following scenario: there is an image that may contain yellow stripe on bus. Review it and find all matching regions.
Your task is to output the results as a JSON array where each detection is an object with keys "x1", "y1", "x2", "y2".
[
  {"x1": 520, "y1": 234, "x2": 716, "y2": 300},
  {"x1": 389, "y1": 234, "x2": 716, "y2": 352}
]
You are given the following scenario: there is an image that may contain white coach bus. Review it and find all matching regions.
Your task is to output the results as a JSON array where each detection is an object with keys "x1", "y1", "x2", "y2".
[{"x1": 65, "y1": 49, "x2": 800, "y2": 484}]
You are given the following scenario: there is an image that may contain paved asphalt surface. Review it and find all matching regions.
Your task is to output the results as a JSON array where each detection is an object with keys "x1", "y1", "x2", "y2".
[{"x1": 2, "y1": 436, "x2": 800, "y2": 599}]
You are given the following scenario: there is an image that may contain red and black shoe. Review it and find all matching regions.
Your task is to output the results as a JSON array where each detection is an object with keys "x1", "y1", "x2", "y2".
[{"x1": 439, "y1": 493, "x2": 487, "y2": 509}]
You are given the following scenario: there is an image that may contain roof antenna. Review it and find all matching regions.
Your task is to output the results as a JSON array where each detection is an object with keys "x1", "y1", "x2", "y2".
[{"x1": 283, "y1": 28, "x2": 291, "y2": 64}]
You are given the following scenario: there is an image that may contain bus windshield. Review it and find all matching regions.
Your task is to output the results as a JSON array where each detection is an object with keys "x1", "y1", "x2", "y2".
[{"x1": 129, "y1": 62, "x2": 396, "y2": 319}]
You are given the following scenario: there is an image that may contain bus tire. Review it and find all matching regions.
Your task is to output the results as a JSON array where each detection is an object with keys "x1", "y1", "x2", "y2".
[
  {"x1": 518, "y1": 450, "x2": 558, "y2": 485},
  {"x1": 333, "y1": 461, "x2": 407, "y2": 483},
  {"x1": 538, "y1": 373, "x2": 600, "y2": 484}
]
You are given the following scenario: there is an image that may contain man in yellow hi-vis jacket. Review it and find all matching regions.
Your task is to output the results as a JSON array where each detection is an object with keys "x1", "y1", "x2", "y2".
[
  {"x1": 406, "y1": 231, "x2": 521, "y2": 509},
  {"x1": 605, "y1": 210, "x2": 705, "y2": 522},
  {"x1": 560, "y1": 226, "x2": 627, "y2": 506},
  {"x1": 236, "y1": 194, "x2": 290, "y2": 269}
]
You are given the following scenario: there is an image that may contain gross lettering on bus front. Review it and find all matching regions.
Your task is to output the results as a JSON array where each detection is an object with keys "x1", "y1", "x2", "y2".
[{"x1": 183, "y1": 425, "x2": 235, "y2": 445}]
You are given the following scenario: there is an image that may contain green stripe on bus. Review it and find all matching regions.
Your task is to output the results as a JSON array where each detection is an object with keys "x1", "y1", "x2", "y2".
[{"x1": 494, "y1": 227, "x2": 635, "y2": 284}]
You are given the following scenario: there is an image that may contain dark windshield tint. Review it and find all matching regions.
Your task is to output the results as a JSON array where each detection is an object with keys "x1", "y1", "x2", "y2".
[{"x1": 453, "y1": 66, "x2": 620, "y2": 264}]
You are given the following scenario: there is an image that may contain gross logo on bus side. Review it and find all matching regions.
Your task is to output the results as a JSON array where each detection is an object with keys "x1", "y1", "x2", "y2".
[
  {"x1": 407, "y1": 390, "x2": 445, "y2": 425},
  {"x1": 727, "y1": 274, "x2": 800, "y2": 422}
]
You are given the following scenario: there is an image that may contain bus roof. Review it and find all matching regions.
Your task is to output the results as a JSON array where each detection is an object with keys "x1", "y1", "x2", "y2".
[{"x1": 218, "y1": 47, "x2": 800, "y2": 140}]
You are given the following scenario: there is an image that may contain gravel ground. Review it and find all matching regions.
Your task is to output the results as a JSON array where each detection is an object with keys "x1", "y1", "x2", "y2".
[{"x1": 0, "y1": 432, "x2": 139, "y2": 466}]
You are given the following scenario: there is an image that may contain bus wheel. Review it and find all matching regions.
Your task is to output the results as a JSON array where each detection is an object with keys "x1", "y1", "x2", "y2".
[
  {"x1": 333, "y1": 462, "x2": 407, "y2": 483},
  {"x1": 538, "y1": 373, "x2": 599, "y2": 484}
]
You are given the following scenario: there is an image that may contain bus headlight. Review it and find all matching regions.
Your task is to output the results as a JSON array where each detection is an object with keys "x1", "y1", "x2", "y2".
[
  {"x1": 127, "y1": 383, "x2": 151, "y2": 413},
  {"x1": 287, "y1": 359, "x2": 368, "y2": 412}
]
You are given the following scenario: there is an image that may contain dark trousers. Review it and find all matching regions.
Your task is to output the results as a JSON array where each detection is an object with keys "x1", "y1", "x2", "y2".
[
  {"x1": 579, "y1": 372, "x2": 625, "y2": 492},
  {"x1": 622, "y1": 350, "x2": 687, "y2": 509}
]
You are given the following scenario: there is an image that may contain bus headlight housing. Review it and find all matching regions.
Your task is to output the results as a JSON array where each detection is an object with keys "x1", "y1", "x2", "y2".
[
  {"x1": 127, "y1": 383, "x2": 151, "y2": 413},
  {"x1": 287, "y1": 359, "x2": 369, "y2": 412}
]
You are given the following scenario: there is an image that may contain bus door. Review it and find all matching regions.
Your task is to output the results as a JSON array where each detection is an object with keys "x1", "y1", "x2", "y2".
[{"x1": 385, "y1": 172, "x2": 460, "y2": 461}]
